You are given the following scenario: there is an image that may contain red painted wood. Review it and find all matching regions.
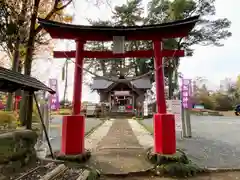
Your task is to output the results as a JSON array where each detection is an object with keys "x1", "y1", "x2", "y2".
[
  {"x1": 153, "y1": 41, "x2": 166, "y2": 114},
  {"x1": 153, "y1": 41, "x2": 176, "y2": 155},
  {"x1": 46, "y1": 28, "x2": 189, "y2": 41},
  {"x1": 154, "y1": 114, "x2": 176, "y2": 154},
  {"x1": 53, "y1": 49, "x2": 184, "y2": 59},
  {"x1": 39, "y1": 16, "x2": 199, "y2": 41},
  {"x1": 72, "y1": 40, "x2": 85, "y2": 115},
  {"x1": 61, "y1": 115, "x2": 85, "y2": 154}
]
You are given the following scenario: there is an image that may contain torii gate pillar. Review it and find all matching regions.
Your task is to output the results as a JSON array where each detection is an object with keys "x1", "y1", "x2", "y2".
[
  {"x1": 61, "y1": 40, "x2": 85, "y2": 155},
  {"x1": 153, "y1": 40, "x2": 176, "y2": 154}
]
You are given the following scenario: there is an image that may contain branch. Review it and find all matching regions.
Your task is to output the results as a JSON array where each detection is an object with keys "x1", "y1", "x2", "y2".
[
  {"x1": 35, "y1": 0, "x2": 73, "y2": 34},
  {"x1": 56, "y1": 0, "x2": 72, "y2": 11}
]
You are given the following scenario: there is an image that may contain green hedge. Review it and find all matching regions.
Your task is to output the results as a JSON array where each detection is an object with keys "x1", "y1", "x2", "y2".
[{"x1": 189, "y1": 110, "x2": 223, "y2": 116}]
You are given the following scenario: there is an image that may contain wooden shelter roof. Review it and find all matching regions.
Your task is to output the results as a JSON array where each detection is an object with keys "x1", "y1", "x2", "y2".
[
  {"x1": 0, "y1": 67, "x2": 55, "y2": 94},
  {"x1": 38, "y1": 15, "x2": 200, "y2": 41}
]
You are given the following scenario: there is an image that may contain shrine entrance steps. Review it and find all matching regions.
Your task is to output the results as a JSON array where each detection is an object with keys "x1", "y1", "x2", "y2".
[
  {"x1": 86, "y1": 119, "x2": 153, "y2": 175},
  {"x1": 109, "y1": 112, "x2": 135, "y2": 119}
]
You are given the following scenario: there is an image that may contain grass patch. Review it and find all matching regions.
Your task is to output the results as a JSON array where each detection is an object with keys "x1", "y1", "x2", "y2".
[
  {"x1": 136, "y1": 119, "x2": 153, "y2": 135},
  {"x1": 85, "y1": 119, "x2": 107, "y2": 137},
  {"x1": 189, "y1": 109, "x2": 223, "y2": 116},
  {"x1": 147, "y1": 147, "x2": 204, "y2": 177},
  {"x1": 50, "y1": 109, "x2": 71, "y2": 115}
]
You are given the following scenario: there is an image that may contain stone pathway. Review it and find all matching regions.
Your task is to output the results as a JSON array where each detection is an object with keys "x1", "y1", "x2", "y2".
[
  {"x1": 85, "y1": 120, "x2": 114, "y2": 151},
  {"x1": 87, "y1": 119, "x2": 153, "y2": 175}
]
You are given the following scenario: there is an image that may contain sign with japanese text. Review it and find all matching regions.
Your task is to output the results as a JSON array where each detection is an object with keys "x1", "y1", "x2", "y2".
[
  {"x1": 166, "y1": 100, "x2": 182, "y2": 131},
  {"x1": 181, "y1": 79, "x2": 192, "y2": 108},
  {"x1": 49, "y1": 79, "x2": 60, "y2": 110}
]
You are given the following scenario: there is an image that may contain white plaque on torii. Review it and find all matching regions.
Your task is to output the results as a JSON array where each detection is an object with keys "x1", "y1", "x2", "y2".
[{"x1": 113, "y1": 36, "x2": 125, "y2": 54}]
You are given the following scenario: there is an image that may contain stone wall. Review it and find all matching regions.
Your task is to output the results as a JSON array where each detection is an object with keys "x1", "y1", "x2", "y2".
[{"x1": 0, "y1": 130, "x2": 38, "y2": 175}]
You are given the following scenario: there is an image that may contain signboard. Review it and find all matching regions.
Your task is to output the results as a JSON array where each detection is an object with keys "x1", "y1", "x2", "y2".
[
  {"x1": 114, "y1": 91, "x2": 130, "y2": 96},
  {"x1": 166, "y1": 100, "x2": 182, "y2": 131},
  {"x1": 49, "y1": 79, "x2": 60, "y2": 110},
  {"x1": 113, "y1": 36, "x2": 125, "y2": 54},
  {"x1": 181, "y1": 79, "x2": 192, "y2": 108}
]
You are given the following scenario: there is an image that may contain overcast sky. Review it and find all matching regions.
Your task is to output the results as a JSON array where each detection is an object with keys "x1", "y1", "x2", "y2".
[{"x1": 34, "y1": 0, "x2": 239, "y2": 102}]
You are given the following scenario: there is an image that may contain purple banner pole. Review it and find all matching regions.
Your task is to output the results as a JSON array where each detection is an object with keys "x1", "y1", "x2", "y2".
[{"x1": 49, "y1": 79, "x2": 60, "y2": 110}]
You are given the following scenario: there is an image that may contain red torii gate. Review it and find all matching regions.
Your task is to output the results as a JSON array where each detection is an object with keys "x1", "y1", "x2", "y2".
[
  {"x1": 53, "y1": 49, "x2": 184, "y2": 59},
  {"x1": 38, "y1": 16, "x2": 199, "y2": 156}
]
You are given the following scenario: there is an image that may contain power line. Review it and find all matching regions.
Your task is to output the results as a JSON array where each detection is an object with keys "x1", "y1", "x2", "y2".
[{"x1": 63, "y1": 48, "x2": 179, "y2": 83}]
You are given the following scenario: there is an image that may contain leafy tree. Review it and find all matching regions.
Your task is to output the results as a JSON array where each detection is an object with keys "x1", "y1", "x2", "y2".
[
  {"x1": 146, "y1": 0, "x2": 232, "y2": 98},
  {"x1": 0, "y1": 0, "x2": 73, "y2": 112},
  {"x1": 191, "y1": 76, "x2": 240, "y2": 111},
  {"x1": 85, "y1": 0, "x2": 231, "y2": 101},
  {"x1": 19, "y1": 0, "x2": 73, "y2": 128}
]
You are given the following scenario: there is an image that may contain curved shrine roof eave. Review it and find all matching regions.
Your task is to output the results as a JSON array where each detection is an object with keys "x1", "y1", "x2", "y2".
[{"x1": 37, "y1": 15, "x2": 200, "y2": 41}]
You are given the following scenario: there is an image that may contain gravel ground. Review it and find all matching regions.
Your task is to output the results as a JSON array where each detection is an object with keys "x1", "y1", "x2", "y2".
[
  {"x1": 140, "y1": 115, "x2": 240, "y2": 168},
  {"x1": 99, "y1": 171, "x2": 240, "y2": 180}
]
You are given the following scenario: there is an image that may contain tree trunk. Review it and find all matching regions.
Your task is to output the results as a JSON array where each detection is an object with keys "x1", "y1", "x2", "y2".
[
  {"x1": 6, "y1": 0, "x2": 28, "y2": 111},
  {"x1": 20, "y1": 0, "x2": 40, "y2": 129},
  {"x1": 6, "y1": 37, "x2": 21, "y2": 111},
  {"x1": 173, "y1": 68, "x2": 179, "y2": 96},
  {"x1": 63, "y1": 60, "x2": 68, "y2": 104},
  {"x1": 168, "y1": 68, "x2": 174, "y2": 99}
]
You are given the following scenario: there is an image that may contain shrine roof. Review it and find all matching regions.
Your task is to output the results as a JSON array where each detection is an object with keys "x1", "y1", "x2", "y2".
[
  {"x1": 91, "y1": 77, "x2": 151, "y2": 90},
  {"x1": 130, "y1": 78, "x2": 152, "y2": 89},
  {"x1": 91, "y1": 78, "x2": 114, "y2": 90},
  {"x1": 0, "y1": 67, "x2": 55, "y2": 94},
  {"x1": 38, "y1": 15, "x2": 199, "y2": 41}
]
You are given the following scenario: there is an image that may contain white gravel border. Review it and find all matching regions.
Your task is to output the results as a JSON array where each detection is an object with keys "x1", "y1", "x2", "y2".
[
  {"x1": 85, "y1": 120, "x2": 114, "y2": 151},
  {"x1": 128, "y1": 119, "x2": 154, "y2": 149}
]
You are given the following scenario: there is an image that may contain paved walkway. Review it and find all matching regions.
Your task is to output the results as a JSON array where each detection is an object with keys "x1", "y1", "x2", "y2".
[{"x1": 87, "y1": 119, "x2": 153, "y2": 175}]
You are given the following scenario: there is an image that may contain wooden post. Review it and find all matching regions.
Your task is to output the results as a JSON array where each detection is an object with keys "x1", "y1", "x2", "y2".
[
  {"x1": 43, "y1": 103, "x2": 49, "y2": 141},
  {"x1": 26, "y1": 91, "x2": 33, "y2": 129}
]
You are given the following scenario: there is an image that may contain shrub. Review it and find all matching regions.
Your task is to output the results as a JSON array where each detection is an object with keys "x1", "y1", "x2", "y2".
[
  {"x1": 0, "y1": 111, "x2": 17, "y2": 124},
  {"x1": 0, "y1": 111, "x2": 18, "y2": 129}
]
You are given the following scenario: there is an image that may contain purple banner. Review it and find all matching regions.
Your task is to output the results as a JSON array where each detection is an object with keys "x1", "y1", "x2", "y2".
[
  {"x1": 181, "y1": 78, "x2": 192, "y2": 108},
  {"x1": 49, "y1": 79, "x2": 60, "y2": 110}
]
